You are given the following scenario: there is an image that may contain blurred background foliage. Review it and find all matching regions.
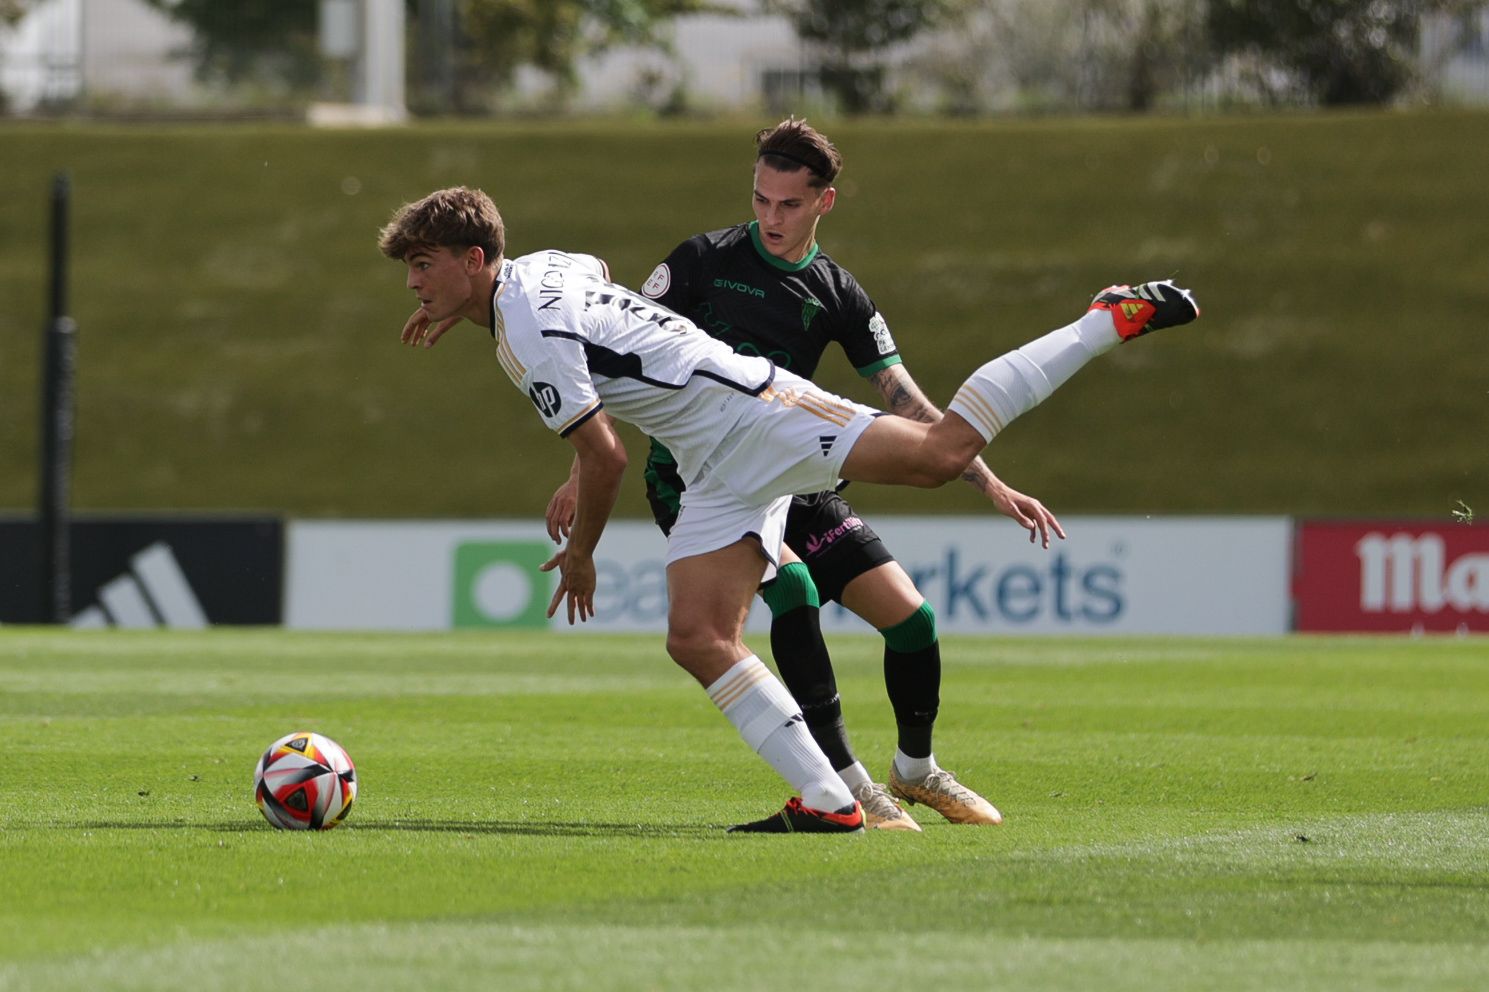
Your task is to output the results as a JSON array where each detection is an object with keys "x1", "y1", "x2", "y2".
[{"x1": 3, "y1": 0, "x2": 1486, "y2": 117}]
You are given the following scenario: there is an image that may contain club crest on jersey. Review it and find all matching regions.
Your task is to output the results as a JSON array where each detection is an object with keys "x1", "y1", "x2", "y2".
[
  {"x1": 802, "y1": 297, "x2": 823, "y2": 332},
  {"x1": 529, "y1": 381, "x2": 562, "y2": 418},
  {"x1": 641, "y1": 263, "x2": 670, "y2": 298}
]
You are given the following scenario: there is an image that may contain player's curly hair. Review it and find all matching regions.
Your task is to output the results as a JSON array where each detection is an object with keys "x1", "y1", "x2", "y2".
[
  {"x1": 378, "y1": 186, "x2": 505, "y2": 263},
  {"x1": 755, "y1": 117, "x2": 842, "y2": 188}
]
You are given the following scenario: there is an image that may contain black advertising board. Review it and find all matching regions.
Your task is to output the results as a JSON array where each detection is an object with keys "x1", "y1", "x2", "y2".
[{"x1": 0, "y1": 516, "x2": 283, "y2": 625}]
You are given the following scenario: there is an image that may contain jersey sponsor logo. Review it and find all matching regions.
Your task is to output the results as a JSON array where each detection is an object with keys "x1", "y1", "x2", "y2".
[
  {"x1": 713, "y1": 277, "x2": 766, "y2": 298},
  {"x1": 641, "y1": 263, "x2": 671, "y2": 298},
  {"x1": 529, "y1": 381, "x2": 562, "y2": 417},
  {"x1": 869, "y1": 311, "x2": 895, "y2": 356}
]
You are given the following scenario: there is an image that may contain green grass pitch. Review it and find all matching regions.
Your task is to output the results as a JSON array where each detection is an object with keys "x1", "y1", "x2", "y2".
[{"x1": 2, "y1": 629, "x2": 1487, "y2": 991}]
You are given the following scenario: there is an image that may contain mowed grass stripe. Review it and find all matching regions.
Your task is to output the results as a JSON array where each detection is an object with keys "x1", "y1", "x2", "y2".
[
  {"x1": 6, "y1": 923, "x2": 1489, "y2": 992},
  {"x1": 1, "y1": 630, "x2": 1486, "y2": 990}
]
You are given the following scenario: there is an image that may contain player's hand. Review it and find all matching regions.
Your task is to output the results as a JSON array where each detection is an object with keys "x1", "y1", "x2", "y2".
[
  {"x1": 540, "y1": 548, "x2": 596, "y2": 624},
  {"x1": 400, "y1": 308, "x2": 461, "y2": 348},
  {"x1": 989, "y1": 480, "x2": 1066, "y2": 549},
  {"x1": 545, "y1": 479, "x2": 579, "y2": 543}
]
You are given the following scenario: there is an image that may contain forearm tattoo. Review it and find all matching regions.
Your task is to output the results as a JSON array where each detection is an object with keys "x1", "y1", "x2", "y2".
[{"x1": 870, "y1": 369, "x2": 935, "y2": 423}]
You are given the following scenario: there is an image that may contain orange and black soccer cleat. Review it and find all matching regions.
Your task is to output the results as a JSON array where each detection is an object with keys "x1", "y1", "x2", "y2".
[
  {"x1": 1089, "y1": 280, "x2": 1200, "y2": 340},
  {"x1": 727, "y1": 796, "x2": 866, "y2": 834}
]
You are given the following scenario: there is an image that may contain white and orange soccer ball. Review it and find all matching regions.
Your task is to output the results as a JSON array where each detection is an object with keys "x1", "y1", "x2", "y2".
[{"x1": 253, "y1": 731, "x2": 357, "y2": 830}]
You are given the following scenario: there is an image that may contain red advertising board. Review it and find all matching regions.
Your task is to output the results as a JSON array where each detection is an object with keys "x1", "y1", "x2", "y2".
[{"x1": 1295, "y1": 520, "x2": 1489, "y2": 632}]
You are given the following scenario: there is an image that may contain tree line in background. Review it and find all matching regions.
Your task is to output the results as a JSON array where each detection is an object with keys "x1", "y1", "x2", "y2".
[{"x1": 5, "y1": 0, "x2": 1488, "y2": 114}]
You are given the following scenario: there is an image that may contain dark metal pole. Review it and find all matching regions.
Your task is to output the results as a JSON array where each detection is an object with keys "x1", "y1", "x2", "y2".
[{"x1": 38, "y1": 172, "x2": 76, "y2": 624}]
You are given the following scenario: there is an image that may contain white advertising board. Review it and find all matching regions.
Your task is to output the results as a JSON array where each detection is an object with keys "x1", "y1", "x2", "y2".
[{"x1": 285, "y1": 517, "x2": 1291, "y2": 635}]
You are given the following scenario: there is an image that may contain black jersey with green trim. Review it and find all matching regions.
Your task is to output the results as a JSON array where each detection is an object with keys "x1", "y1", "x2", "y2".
[
  {"x1": 638, "y1": 222, "x2": 900, "y2": 526},
  {"x1": 639, "y1": 221, "x2": 900, "y2": 380}
]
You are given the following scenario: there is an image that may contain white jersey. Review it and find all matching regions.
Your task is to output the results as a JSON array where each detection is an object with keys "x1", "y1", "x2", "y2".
[{"x1": 489, "y1": 250, "x2": 777, "y2": 485}]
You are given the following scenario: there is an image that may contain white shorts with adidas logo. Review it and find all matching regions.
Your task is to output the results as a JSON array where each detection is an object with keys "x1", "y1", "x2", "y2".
[{"x1": 665, "y1": 368, "x2": 879, "y2": 582}]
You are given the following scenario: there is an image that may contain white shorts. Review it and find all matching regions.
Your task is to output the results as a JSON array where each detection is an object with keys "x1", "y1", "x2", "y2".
[{"x1": 665, "y1": 371, "x2": 879, "y2": 581}]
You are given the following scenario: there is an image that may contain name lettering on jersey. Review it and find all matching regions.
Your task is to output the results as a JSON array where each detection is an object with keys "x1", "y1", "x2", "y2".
[
  {"x1": 713, "y1": 277, "x2": 766, "y2": 299},
  {"x1": 586, "y1": 289, "x2": 685, "y2": 331},
  {"x1": 537, "y1": 253, "x2": 575, "y2": 310}
]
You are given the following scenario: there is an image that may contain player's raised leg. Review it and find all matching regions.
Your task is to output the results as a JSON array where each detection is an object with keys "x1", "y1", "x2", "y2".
[
  {"x1": 842, "y1": 279, "x2": 1199, "y2": 485},
  {"x1": 665, "y1": 540, "x2": 863, "y2": 834},
  {"x1": 948, "y1": 279, "x2": 1199, "y2": 444}
]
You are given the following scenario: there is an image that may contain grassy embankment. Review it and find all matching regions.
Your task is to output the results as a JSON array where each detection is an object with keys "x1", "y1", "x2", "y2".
[{"x1": 2, "y1": 111, "x2": 1485, "y2": 520}]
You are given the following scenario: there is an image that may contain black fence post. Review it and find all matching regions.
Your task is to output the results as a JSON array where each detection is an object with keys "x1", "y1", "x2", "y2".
[{"x1": 38, "y1": 172, "x2": 76, "y2": 624}]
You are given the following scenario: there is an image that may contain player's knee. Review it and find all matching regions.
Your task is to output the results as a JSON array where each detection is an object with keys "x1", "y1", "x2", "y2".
[
  {"x1": 760, "y1": 562, "x2": 820, "y2": 615},
  {"x1": 664, "y1": 620, "x2": 728, "y2": 669},
  {"x1": 881, "y1": 601, "x2": 938, "y2": 653}
]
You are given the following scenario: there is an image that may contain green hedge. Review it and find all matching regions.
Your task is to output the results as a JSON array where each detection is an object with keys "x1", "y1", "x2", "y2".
[{"x1": 1, "y1": 112, "x2": 1485, "y2": 520}]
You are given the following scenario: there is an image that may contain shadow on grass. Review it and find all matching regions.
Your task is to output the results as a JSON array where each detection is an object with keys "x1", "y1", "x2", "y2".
[{"x1": 58, "y1": 819, "x2": 719, "y2": 838}]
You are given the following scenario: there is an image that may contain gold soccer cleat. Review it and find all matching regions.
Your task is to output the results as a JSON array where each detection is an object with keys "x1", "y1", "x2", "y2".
[
  {"x1": 888, "y1": 765, "x2": 1003, "y2": 826},
  {"x1": 851, "y1": 781, "x2": 922, "y2": 832}
]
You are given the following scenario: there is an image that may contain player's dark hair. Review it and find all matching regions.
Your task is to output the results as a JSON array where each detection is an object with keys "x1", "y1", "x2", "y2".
[
  {"x1": 378, "y1": 186, "x2": 504, "y2": 263},
  {"x1": 755, "y1": 118, "x2": 842, "y2": 188}
]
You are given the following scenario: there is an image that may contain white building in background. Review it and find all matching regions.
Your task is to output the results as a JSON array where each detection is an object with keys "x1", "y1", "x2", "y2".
[
  {"x1": 0, "y1": 0, "x2": 799, "y2": 116},
  {"x1": 0, "y1": 0, "x2": 194, "y2": 112},
  {"x1": 1422, "y1": 8, "x2": 1489, "y2": 103},
  {"x1": 516, "y1": 3, "x2": 813, "y2": 112}
]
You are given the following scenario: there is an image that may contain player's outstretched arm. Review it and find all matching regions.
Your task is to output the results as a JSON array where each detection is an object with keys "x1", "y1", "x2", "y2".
[
  {"x1": 545, "y1": 456, "x2": 582, "y2": 543},
  {"x1": 541, "y1": 414, "x2": 627, "y2": 624},
  {"x1": 867, "y1": 363, "x2": 1064, "y2": 547}
]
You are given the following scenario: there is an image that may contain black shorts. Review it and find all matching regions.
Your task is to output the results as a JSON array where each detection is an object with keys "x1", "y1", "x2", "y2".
[{"x1": 783, "y1": 490, "x2": 895, "y2": 605}]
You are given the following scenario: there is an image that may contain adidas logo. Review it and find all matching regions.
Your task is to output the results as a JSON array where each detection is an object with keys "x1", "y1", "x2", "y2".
[
  {"x1": 1120, "y1": 301, "x2": 1145, "y2": 320},
  {"x1": 818, "y1": 434, "x2": 836, "y2": 456},
  {"x1": 70, "y1": 541, "x2": 208, "y2": 629}
]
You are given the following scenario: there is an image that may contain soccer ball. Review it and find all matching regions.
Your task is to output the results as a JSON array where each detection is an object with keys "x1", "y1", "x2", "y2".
[{"x1": 253, "y1": 731, "x2": 357, "y2": 830}]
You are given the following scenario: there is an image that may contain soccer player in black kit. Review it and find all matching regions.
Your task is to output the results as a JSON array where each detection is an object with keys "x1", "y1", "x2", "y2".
[{"x1": 546, "y1": 119, "x2": 1065, "y2": 829}]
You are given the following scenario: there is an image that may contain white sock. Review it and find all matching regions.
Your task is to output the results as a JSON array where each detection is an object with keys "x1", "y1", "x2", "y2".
[
  {"x1": 706, "y1": 656, "x2": 854, "y2": 812},
  {"x1": 837, "y1": 760, "x2": 872, "y2": 793},
  {"x1": 948, "y1": 309, "x2": 1121, "y2": 443},
  {"x1": 893, "y1": 749, "x2": 939, "y2": 782}
]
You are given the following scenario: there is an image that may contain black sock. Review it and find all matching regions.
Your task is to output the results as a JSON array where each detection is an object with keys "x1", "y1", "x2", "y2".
[
  {"x1": 881, "y1": 604, "x2": 941, "y2": 760},
  {"x1": 884, "y1": 644, "x2": 939, "y2": 758},
  {"x1": 770, "y1": 606, "x2": 855, "y2": 771}
]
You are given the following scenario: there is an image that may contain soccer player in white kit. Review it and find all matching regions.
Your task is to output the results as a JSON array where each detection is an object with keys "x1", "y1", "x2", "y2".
[{"x1": 381, "y1": 186, "x2": 1200, "y2": 833}]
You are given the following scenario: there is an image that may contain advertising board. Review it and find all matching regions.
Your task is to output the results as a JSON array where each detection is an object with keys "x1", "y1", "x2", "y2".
[
  {"x1": 1294, "y1": 521, "x2": 1489, "y2": 632},
  {"x1": 0, "y1": 516, "x2": 284, "y2": 626},
  {"x1": 285, "y1": 517, "x2": 1291, "y2": 635}
]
